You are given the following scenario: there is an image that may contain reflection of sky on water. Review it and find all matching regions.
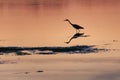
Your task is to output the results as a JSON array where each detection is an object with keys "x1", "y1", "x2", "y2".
[
  {"x1": 91, "y1": 68, "x2": 120, "y2": 80},
  {"x1": 0, "y1": 0, "x2": 120, "y2": 46},
  {"x1": 0, "y1": 0, "x2": 69, "y2": 16},
  {"x1": 0, "y1": 0, "x2": 120, "y2": 13},
  {"x1": 0, "y1": 0, "x2": 68, "y2": 9},
  {"x1": 0, "y1": 0, "x2": 120, "y2": 18}
]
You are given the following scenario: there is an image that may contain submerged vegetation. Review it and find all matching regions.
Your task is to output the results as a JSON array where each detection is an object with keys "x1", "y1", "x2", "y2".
[{"x1": 0, "y1": 45, "x2": 108, "y2": 55}]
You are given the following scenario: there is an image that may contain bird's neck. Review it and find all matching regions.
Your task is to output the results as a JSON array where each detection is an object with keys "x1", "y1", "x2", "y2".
[{"x1": 67, "y1": 20, "x2": 72, "y2": 25}]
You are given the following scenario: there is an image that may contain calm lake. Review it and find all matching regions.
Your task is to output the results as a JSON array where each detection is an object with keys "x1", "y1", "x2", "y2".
[{"x1": 0, "y1": 0, "x2": 120, "y2": 47}]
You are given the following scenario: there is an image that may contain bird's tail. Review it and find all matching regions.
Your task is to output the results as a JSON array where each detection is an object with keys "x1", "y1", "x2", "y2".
[{"x1": 82, "y1": 35, "x2": 90, "y2": 37}]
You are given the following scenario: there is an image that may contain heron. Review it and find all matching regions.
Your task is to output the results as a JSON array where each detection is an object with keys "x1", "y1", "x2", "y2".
[
  {"x1": 65, "y1": 33, "x2": 84, "y2": 44},
  {"x1": 65, "y1": 33, "x2": 90, "y2": 44},
  {"x1": 64, "y1": 19, "x2": 84, "y2": 33}
]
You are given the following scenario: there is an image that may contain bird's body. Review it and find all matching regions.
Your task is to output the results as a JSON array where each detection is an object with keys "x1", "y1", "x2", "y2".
[
  {"x1": 72, "y1": 24, "x2": 84, "y2": 29},
  {"x1": 64, "y1": 19, "x2": 84, "y2": 32},
  {"x1": 73, "y1": 33, "x2": 84, "y2": 38},
  {"x1": 65, "y1": 33, "x2": 84, "y2": 44}
]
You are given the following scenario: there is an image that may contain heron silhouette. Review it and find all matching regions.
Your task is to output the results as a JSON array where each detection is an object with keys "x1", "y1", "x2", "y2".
[
  {"x1": 65, "y1": 33, "x2": 90, "y2": 44},
  {"x1": 65, "y1": 33, "x2": 84, "y2": 44},
  {"x1": 64, "y1": 19, "x2": 84, "y2": 33}
]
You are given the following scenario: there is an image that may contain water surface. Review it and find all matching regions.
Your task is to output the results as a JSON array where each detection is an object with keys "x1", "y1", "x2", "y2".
[{"x1": 0, "y1": 0, "x2": 120, "y2": 46}]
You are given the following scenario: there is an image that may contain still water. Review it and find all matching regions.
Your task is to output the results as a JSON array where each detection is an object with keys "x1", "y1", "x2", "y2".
[{"x1": 0, "y1": 0, "x2": 120, "y2": 46}]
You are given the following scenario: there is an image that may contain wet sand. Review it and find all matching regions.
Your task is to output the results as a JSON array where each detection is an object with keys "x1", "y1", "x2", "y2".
[{"x1": 0, "y1": 50, "x2": 120, "y2": 80}]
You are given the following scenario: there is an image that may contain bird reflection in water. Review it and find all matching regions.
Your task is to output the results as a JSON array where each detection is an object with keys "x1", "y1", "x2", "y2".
[
  {"x1": 64, "y1": 19, "x2": 89, "y2": 44},
  {"x1": 65, "y1": 33, "x2": 89, "y2": 44}
]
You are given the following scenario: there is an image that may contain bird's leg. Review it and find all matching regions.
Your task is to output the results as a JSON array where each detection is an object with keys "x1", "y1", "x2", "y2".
[
  {"x1": 65, "y1": 37, "x2": 73, "y2": 44},
  {"x1": 66, "y1": 38, "x2": 73, "y2": 44}
]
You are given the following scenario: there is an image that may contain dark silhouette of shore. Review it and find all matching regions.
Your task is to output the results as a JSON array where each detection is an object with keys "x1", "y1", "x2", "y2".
[{"x1": 0, "y1": 45, "x2": 108, "y2": 55}]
